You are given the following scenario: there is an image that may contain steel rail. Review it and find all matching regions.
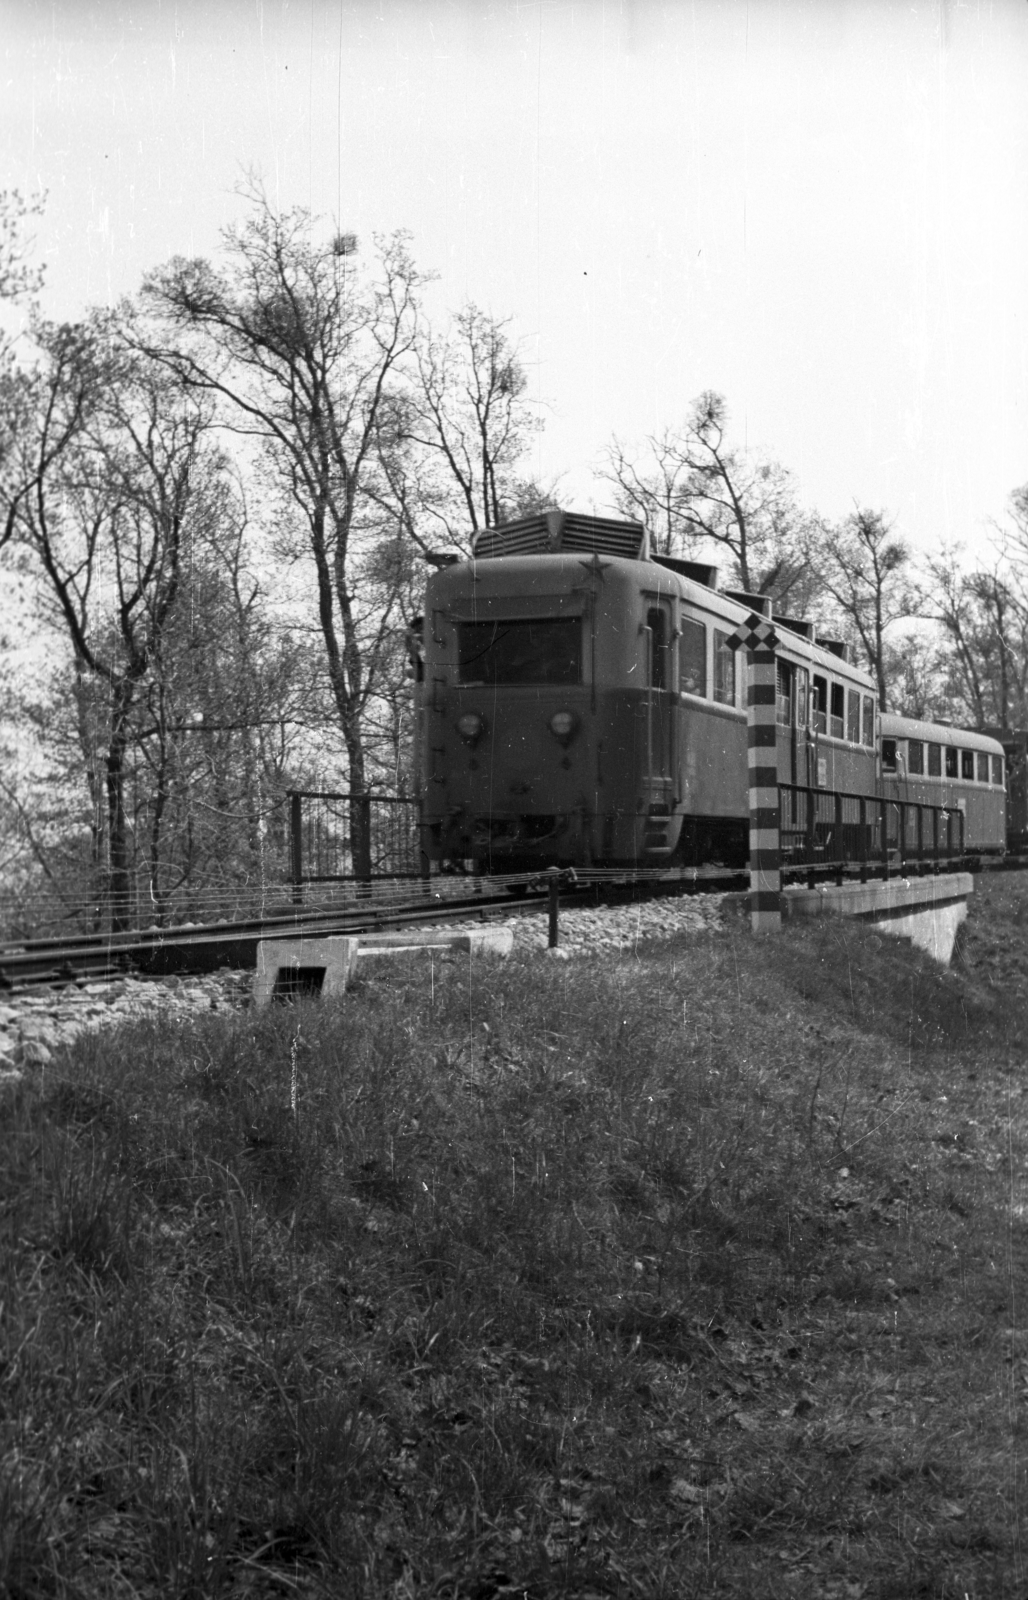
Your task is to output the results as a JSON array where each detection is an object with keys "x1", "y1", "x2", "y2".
[
  {"x1": 0, "y1": 890, "x2": 518, "y2": 988},
  {"x1": 0, "y1": 870, "x2": 752, "y2": 994},
  {"x1": 5, "y1": 847, "x2": 991, "y2": 997}
]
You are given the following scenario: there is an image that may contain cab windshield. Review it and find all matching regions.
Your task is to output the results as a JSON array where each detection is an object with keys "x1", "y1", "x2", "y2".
[{"x1": 457, "y1": 618, "x2": 581, "y2": 685}]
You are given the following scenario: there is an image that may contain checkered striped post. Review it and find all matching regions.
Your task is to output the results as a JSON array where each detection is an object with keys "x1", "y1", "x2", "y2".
[{"x1": 727, "y1": 615, "x2": 781, "y2": 933}]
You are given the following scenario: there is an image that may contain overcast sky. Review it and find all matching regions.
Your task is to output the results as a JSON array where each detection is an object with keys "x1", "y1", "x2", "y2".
[{"x1": 3, "y1": 0, "x2": 1026, "y2": 556}]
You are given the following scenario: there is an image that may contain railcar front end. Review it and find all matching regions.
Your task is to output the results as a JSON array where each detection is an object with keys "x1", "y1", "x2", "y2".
[{"x1": 420, "y1": 541, "x2": 681, "y2": 871}]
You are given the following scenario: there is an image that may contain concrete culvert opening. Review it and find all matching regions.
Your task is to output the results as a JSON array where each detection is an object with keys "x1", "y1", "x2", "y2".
[{"x1": 272, "y1": 965, "x2": 326, "y2": 1001}]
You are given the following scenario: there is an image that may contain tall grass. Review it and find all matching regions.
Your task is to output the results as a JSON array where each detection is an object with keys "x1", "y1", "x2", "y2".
[{"x1": 1, "y1": 886, "x2": 1025, "y2": 1597}]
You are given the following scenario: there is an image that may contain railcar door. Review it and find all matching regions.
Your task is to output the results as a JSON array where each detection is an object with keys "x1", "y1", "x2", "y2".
[
  {"x1": 776, "y1": 659, "x2": 797, "y2": 785},
  {"x1": 795, "y1": 667, "x2": 811, "y2": 786},
  {"x1": 644, "y1": 599, "x2": 675, "y2": 804}
]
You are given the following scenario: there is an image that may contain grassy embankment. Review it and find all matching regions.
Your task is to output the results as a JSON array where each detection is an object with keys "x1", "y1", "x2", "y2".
[{"x1": 2, "y1": 875, "x2": 1028, "y2": 1599}]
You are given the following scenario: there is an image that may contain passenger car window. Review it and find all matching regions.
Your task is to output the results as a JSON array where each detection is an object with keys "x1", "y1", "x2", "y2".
[
  {"x1": 908, "y1": 741, "x2": 924, "y2": 774},
  {"x1": 961, "y1": 750, "x2": 974, "y2": 780},
  {"x1": 679, "y1": 617, "x2": 706, "y2": 696},
  {"x1": 882, "y1": 739, "x2": 897, "y2": 772},
  {"x1": 945, "y1": 747, "x2": 958, "y2": 778},
  {"x1": 713, "y1": 630, "x2": 735, "y2": 706},
  {"x1": 846, "y1": 690, "x2": 860, "y2": 743},
  {"x1": 776, "y1": 660, "x2": 793, "y2": 726},
  {"x1": 812, "y1": 675, "x2": 827, "y2": 733},
  {"x1": 992, "y1": 754, "x2": 1004, "y2": 786},
  {"x1": 928, "y1": 743, "x2": 942, "y2": 776},
  {"x1": 830, "y1": 683, "x2": 845, "y2": 740},
  {"x1": 862, "y1": 696, "x2": 875, "y2": 746},
  {"x1": 977, "y1": 752, "x2": 989, "y2": 783}
]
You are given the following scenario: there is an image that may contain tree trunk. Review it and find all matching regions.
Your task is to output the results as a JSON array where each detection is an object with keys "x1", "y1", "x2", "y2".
[
  {"x1": 105, "y1": 724, "x2": 133, "y2": 934},
  {"x1": 148, "y1": 724, "x2": 171, "y2": 926},
  {"x1": 345, "y1": 735, "x2": 372, "y2": 886}
]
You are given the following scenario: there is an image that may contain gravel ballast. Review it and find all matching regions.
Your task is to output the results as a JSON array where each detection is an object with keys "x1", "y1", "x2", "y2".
[{"x1": 0, "y1": 893, "x2": 726, "y2": 1077}]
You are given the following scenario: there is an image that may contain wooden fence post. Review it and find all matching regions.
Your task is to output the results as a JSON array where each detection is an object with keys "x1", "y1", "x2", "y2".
[{"x1": 727, "y1": 615, "x2": 781, "y2": 933}]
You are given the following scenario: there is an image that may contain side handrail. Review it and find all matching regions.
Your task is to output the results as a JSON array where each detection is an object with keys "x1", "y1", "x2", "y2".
[{"x1": 778, "y1": 782, "x2": 966, "y2": 882}]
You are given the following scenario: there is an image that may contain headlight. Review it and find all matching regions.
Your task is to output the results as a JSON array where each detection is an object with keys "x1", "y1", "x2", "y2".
[
  {"x1": 456, "y1": 712, "x2": 485, "y2": 745},
  {"x1": 548, "y1": 710, "x2": 579, "y2": 747}
]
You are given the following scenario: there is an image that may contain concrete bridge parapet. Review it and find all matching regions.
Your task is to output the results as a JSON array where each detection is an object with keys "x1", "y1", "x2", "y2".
[{"x1": 779, "y1": 871, "x2": 973, "y2": 965}]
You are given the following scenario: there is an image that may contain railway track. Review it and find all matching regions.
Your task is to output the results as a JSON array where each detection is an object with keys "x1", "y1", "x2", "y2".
[
  {"x1": 0, "y1": 890, "x2": 516, "y2": 993},
  {"x1": 0, "y1": 869, "x2": 750, "y2": 994},
  {"x1": 3, "y1": 848, "x2": 991, "y2": 997}
]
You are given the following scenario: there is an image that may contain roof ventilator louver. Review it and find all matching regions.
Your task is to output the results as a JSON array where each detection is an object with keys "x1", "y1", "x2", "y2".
[
  {"x1": 724, "y1": 590, "x2": 773, "y2": 617},
  {"x1": 472, "y1": 511, "x2": 648, "y2": 562},
  {"x1": 651, "y1": 554, "x2": 720, "y2": 589},
  {"x1": 773, "y1": 614, "x2": 816, "y2": 640}
]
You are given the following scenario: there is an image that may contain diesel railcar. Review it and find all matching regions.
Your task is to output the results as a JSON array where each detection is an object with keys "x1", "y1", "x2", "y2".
[
  {"x1": 418, "y1": 513, "x2": 1007, "y2": 870},
  {"x1": 419, "y1": 511, "x2": 902, "y2": 873}
]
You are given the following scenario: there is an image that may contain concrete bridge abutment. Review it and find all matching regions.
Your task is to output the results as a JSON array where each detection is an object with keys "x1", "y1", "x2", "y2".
[{"x1": 776, "y1": 871, "x2": 973, "y2": 965}]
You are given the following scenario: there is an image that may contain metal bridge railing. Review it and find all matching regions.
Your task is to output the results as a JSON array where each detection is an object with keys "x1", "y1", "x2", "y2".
[{"x1": 778, "y1": 784, "x2": 965, "y2": 889}]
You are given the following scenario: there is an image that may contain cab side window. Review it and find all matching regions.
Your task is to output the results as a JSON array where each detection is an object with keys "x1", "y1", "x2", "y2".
[
  {"x1": 977, "y1": 752, "x2": 989, "y2": 783},
  {"x1": 992, "y1": 754, "x2": 1004, "y2": 786},
  {"x1": 713, "y1": 629, "x2": 736, "y2": 706},
  {"x1": 862, "y1": 696, "x2": 875, "y2": 746},
  {"x1": 679, "y1": 617, "x2": 707, "y2": 696}
]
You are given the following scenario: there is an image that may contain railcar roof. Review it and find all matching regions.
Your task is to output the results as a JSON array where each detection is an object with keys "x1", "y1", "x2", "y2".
[
  {"x1": 428, "y1": 551, "x2": 876, "y2": 689},
  {"x1": 880, "y1": 712, "x2": 1005, "y2": 755}
]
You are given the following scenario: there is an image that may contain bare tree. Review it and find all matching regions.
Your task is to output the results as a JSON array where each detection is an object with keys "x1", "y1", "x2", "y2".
[
  {"x1": 924, "y1": 541, "x2": 1028, "y2": 732},
  {"x1": 0, "y1": 191, "x2": 46, "y2": 551},
  {"x1": 1, "y1": 316, "x2": 102, "y2": 554},
  {"x1": 599, "y1": 427, "x2": 697, "y2": 557},
  {"x1": 140, "y1": 183, "x2": 426, "y2": 868},
  {"x1": 922, "y1": 549, "x2": 990, "y2": 728},
  {"x1": 809, "y1": 507, "x2": 917, "y2": 711},
  {"x1": 403, "y1": 304, "x2": 544, "y2": 548},
  {"x1": 7, "y1": 319, "x2": 233, "y2": 927},
  {"x1": 880, "y1": 629, "x2": 952, "y2": 722},
  {"x1": 599, "y1": 391, "x2": 813, "y2": 602},
  {"x1": 132, "y1": 531, "x2": 322, "y2": 920},
  {"x1": 3, "y1": 324, "x2": 322, "y2": 932},
  {"x1": 5, "y1": 476, "x2": 322, "y2": 934},
  {"x1": 0, "y1": 188, "x2": 44, "y2": 306}
]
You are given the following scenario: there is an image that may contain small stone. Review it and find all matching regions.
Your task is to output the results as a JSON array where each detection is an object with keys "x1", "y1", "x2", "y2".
[
  {"x1": 15, "y1": 1039, "x2": 52, "y2": 1067},
  {"x1": 19, "y1": 1020, "x2": 58, "y2": 1045}
]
